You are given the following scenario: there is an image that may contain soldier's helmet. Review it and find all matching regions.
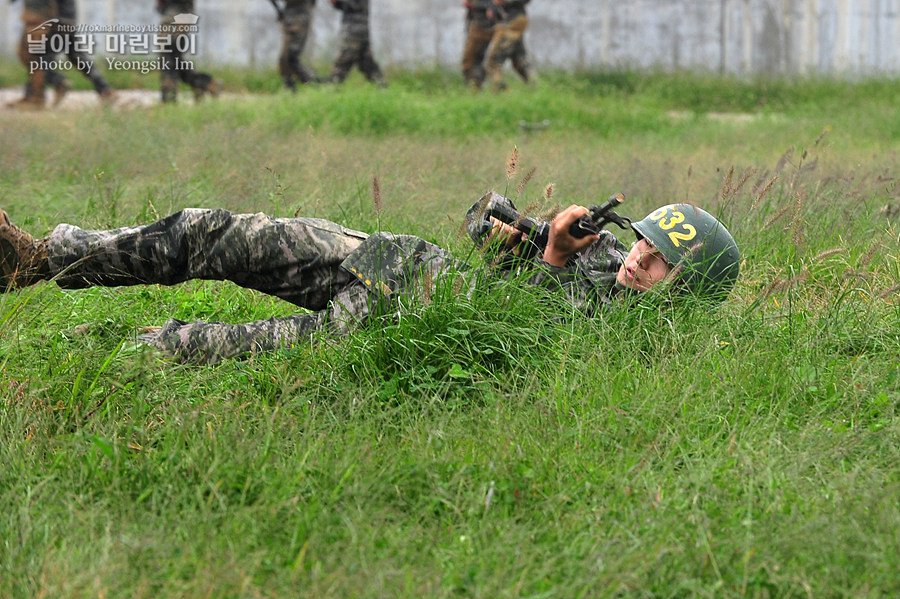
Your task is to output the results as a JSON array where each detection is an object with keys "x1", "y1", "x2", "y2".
[{"x1": 631, "y1": 204, "x2": 740, "y2": 299}]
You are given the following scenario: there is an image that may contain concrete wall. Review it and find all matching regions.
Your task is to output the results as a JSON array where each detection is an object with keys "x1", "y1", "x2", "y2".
[{"x1": 2, "y1": 0, "x2": 899, "y2": 77}]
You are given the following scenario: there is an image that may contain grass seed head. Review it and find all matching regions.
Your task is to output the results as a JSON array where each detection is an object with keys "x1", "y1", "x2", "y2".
[
  {"x1": 372, "y1": 176, "x2": 382, "y2": 214},
  {"x1": 878, "y1": 283, "x2": 900, "y2": 299},
  {"x1": 813, "y1": 247, "x2": 846, "y2": 261},
  {"x1": 751, "y1": 175, "x2": 778, "y2": 210},
  {"x1": 763, "y1": 203, "x2": 791, "y2": 230},
  {"x1": 859, "y1": 239, "x2": 883, "y2": 268},
  {"x1": 516, "y1": 167, "x2": 536, "y2": 196},
  {"x1": 505, "y1": 146, "x2": 519, "y2": 180}
]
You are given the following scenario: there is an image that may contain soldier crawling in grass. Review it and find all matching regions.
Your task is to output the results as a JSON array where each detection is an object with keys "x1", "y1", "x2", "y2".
[{"x1": 1, "y1": 186, "x2": 739, "y2": 364}]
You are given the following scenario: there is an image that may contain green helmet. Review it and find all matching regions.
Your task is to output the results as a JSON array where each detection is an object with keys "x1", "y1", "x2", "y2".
[{"x1": 631, "y1": 204, "x2": 740, "y2": 299}]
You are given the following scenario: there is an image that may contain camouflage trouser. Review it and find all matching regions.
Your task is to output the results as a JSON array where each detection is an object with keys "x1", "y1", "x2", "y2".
[
  {"x1": 486, "y1": 14, "x2": 533, "y2": 90},
  {"x1": 461, "y1": 18, "x2": 494, "y2": 89},
  {"x1": 45, "y1": 21, "x2": 112, "y2": 95},
  {"x1": 280, "y1": 12, "x2": 317, "y2": 89},
  {"x1": 330, "y1": 20, "x2": 385, "y2": 84},
  {"x1": 46, "y1": 209, "x2": 372, "y2": 363},
  {"x1": 158, "y1": 10, "x2": 214, "y2": 103},
  {"x1": 135, "y1": 283, "x2": 370, "y2": 364},
  {"x1": 17, "y1": 11, "x2": 57, "y2": 103}
]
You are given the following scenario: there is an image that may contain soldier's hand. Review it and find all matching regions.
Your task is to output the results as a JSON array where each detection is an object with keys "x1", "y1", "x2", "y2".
[{"x1": 542, "y1": 204, "x2": 599, "y2": 267}]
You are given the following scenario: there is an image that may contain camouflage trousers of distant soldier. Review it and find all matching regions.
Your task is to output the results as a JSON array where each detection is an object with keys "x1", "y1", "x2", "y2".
[
  {"x1": 330, "y1": 20, "x2": 386, "y2": 85},
  {"x1": 280, "y1": 12, "x2": 318, "y2": 89},
  {"x1": 45, "y1": 209, "x2": 463, "y2": 363},
  {"x1": 485, "y1": 14, "x2": 534, "y2": 91},
  {"x1": 461, "y1": 16, "x2": 495, "y2": 89},
  {"x1": 158, "y1": 9, "x2": 216, "y2": 102},
  {"x1": 15, "y1": 7, "x2": 57, "y2": 106},
  {"x1": 39, "y1": 24, "x2": 113, "y2": 104},
  {"x1": 43, "y1": 45, "x2": 112, "y2": 97},
  {"x1": 17, "y1": 20, "x2": 112, "y2": 107}
]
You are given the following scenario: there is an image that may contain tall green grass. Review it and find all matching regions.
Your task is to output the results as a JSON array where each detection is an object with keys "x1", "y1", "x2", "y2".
[{"x1": 1, "y1": 69, "x2": 899, "y2": 597}]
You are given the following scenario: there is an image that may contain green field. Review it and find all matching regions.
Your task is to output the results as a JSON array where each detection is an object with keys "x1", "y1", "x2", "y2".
[{"x1": 1, "y1": 67, "x2": 899, "y2": 598}]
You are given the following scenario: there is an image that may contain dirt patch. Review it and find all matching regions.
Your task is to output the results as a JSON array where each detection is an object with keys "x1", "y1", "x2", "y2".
[
  {"x1": 666, "y1": 110, "x2": 784, "y2": 124},
  {"x1": 0, "y1": 87, "x2": 225, "y2": 112}
]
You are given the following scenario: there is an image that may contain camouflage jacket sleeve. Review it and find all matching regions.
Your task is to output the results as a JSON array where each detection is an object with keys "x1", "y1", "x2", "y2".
[
  {"x1": 464, "y1": 191, "x2": 627, "y2": 314},
  {"x1": 522, "y1": 230, "x2": 626, "y2": 314},
  {"x1": 340, "y1": 232, "x2": 471, "y2": 299}
]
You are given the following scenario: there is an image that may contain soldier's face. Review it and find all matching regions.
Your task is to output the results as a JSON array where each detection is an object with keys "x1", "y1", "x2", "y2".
[{"x1": 616, "y1": 238, "x2": 671, "y2": 291}]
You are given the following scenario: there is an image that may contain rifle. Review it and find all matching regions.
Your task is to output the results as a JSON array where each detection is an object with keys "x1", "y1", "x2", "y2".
[
  {"x1": 268, "y1": 0, "x2": 284, "y2": 21},
  {"x1": 484, "y1": 192, "x2": 632, "y2": 260}
]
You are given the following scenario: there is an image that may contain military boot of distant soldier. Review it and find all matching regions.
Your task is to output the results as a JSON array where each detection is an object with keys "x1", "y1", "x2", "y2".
[
  {"x1": 6, "y1": 96, "x2": 45, "y2": 110},
  {"x1": 7, "y1": 79, "x2": 46, "y2": 110},
  {"x1": 0, "y1": 210, "x2": 49, "y2": 289},
  {"x1": 193, "y1": 78, "x2": 224, "y2": 102}
]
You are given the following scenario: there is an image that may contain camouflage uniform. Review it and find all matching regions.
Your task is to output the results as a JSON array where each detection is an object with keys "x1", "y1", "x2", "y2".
[
  {"x1": 485, "y1": 0, "x2": 535, "y2": 91},
  {"x1": 279, "y1": 0, "x2": 319, "y2": 90},
  {"x1": 461, "y1": 0, "x2": 496, "y2": 90},
  {"x1": 156, "y1": 0, "x2": 218, "y2": 103},
  {"x1": 12, "y1": 0, "x2": 59, "y2": 108},
  {"x1": 42, "y1": 194, "x2": 625, "y2": 363},
  {"x1": 329, "y1": 0, "x2": 386, "y2": 85},
  {"x1": 43, "y1": 0, "x2": 114, "y2": 98}
]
